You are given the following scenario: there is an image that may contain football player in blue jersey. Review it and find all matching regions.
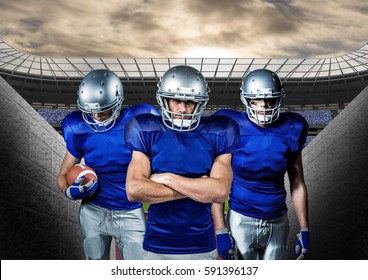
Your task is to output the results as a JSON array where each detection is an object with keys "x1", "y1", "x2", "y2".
[
  {"x1": 213, "y1": 69, "x2": 309, "y2": 260},
  {"x1": 124, "y1": 65, "x2": 239, "y2": 260},
  {"x1": 56, "y1": 69, "x2": 160, "y2": 260}
]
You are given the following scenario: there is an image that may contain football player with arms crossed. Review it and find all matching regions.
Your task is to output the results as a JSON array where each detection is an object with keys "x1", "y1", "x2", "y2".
[
  {"x1": 56, "y1": 69, "x2": 159, "y2": 260},
  {"x1": 213, "y1": 69, "x2": 309, "y2": 260},
  {"x1": 124, "y1": 65, "x2": 239, "y2": 260}
]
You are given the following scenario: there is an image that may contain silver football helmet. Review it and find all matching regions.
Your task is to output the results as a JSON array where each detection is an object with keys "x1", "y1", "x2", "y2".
[
  {"x1": 156, "y1": 65, "x2": 210, "y2": 132},
  {"x1": 240, "y1": 69, "x2": 285, "y2": 124},
  {"x1": 77, "y1": 69, "x2": 124, "y2": 132}
]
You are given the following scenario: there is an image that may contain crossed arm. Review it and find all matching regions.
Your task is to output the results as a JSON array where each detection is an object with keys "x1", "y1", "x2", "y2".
[{"x1": 126, "y1": 150, "x2": 233, "y2": 204}]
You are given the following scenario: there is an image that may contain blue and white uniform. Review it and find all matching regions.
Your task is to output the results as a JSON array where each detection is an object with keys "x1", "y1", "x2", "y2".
[
  {"x1": 61, "y1": 103, "x2": 159, "y2": 259},
  {"x1": 125, "y1": 113, "x2": 239, "y2": 255},
  {"x1": 215, "y1": 109, "x2": 308, "y2": 259}
]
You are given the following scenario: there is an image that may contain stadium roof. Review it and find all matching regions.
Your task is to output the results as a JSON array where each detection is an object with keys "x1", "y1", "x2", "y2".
[{"x1": 1, "y1": 39, "x2": 368, "y2": 110}]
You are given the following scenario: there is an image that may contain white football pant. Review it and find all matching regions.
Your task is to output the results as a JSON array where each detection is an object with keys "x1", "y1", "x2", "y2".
[
  {"x1": 79, "y1": 203, "x2": 146, "y2": 260},
  {"x1": 228, "y1": 209, "x2": 290, "y2": 260}
]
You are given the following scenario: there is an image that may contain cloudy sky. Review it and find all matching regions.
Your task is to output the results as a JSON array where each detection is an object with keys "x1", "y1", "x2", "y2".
[{"x1": 1, "y1": 0, "x2": 368, "y2": 58}]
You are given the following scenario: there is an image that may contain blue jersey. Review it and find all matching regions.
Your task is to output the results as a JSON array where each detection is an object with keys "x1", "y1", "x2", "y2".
[
  {"x1": 125, "y1": 114, "x2": 239, "y2": 254},
  {"x1": 215, "y1": 110, "x2": 308, "y2": 220},
  {"x1": 61, "y1": 104, "x2": 160, "y2": 210}
]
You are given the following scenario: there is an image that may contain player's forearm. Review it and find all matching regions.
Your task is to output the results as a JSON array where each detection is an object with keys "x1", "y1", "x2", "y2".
[
  {"x1": 126, "y1": 151, "x2": 187, "y2": 203},
  {"x1": 56, "y1": 175, "x2": 68, "y2": 193},
  {"x1": 291, "y1": 184, "x2": 309, "y2": 228},
  {"x1": 157, "y1": 173, "x2": 230, "y2": 204},
  {"x1": 126, "y1": 177, "x2": 186, "y2": 204},
  {"x1": 212, "y1": 203, "x2": 227, "y2": 230}
]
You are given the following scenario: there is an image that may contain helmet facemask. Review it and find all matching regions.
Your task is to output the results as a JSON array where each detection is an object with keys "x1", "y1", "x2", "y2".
[
  {"x1": 240, "y1": 69, "x2": 285, "y2": 125},
  {"x1": 77, "y1": 70, "x2": 124, "y2": 132},
  {"x1": 242, "y1": 95, "x2": 284, "y2": 125},
  {"x1": 79, "y1": 94, "x2": 123, "y2": 132},
  {"x1": 157, "y1": 93, "x2": 208, "y2": 132},
  {"x1": 156, "y1": 66, "x2": 209, "y2": 132}
]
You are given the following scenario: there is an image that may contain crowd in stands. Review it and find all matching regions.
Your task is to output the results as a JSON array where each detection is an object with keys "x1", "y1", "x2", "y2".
[
  {"x1": 38, "y1": 109, "x2": 75, "y2": 124},
  {"x1": 295, "y1": 110, "x2": 333, "y2": 125},
  {"x1": 305, "y1": 136, "x2": 315, "y2": 147},
  {"x1": 202, "y1": 109, "x2": 334, "y2": 125},
  {"x1": 37, "y1": 108, "x2": 340, "y2": 146}
]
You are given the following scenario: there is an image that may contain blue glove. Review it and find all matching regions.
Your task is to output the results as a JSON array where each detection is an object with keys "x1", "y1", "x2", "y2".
[
  {"x1": 293, "y1": 227, "x2": 309, "y2": 260},
  {"x1": 64, "y1": 175, "x2": 98, "y2": 200},
  {"x1": 216, "y1": 228, "x2": 234, "y2": 260}
]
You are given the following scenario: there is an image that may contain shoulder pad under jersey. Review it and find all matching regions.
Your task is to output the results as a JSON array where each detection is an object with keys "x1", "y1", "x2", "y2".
[
  {"x1": 127, "y1": 103, "x2": 160, "y2": 117},
  {"x1": 214, "y1": 109, "x2": 241, "y2": 119},
  {"x1": 61, "y1": 110, "x2": 90, "y2": 136}
]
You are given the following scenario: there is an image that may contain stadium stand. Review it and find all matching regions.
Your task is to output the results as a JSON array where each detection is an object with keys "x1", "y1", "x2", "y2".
[
  {"x1": 37, "y1": 109, "x2": 75, "y2": 124},
  {"x1": 38, "y1": 108, "x2": 336, "y2": 125},
  {"x1": 36, "y1": 108, "x2": 341, "y2": 147},
  {"x1": 295, "y1": 110, "x2": 333, "y2": 125}
]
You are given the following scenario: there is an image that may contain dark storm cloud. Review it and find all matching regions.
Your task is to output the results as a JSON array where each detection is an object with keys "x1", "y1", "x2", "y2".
[
  {"x1": 178, "y1": 0, "x2": 308, "y2": 57},
  {"x1": 15, "y1": 41, "x2": 44, "y2": 51},
  {"x1": 0, "y1": 1, "x2": 10, "y2": 10},
  {"x1": 19, "y1": 18, "x2": 44, "y2": 32},
  {"x1": 256, "y1": 2, "x2": 305, "y2": 34},
  {"x1": 110, "y1": 6, "x2": 162, "y2": 34},
  {"x1": 348, "y1": 2, "x2": 368, "y2": 14},
  {"x1": 281, "y1": 41, "x2": 335, "y2": 58},
  {"x1": 185, "y1": 0, "x2": 305, "y2": 33},
  {"x1": 106, "y1": 2, "x2": 187, "y2": 57},
  {"x1": 0, "y1": 0, "x2": 367, "y2": 58}
]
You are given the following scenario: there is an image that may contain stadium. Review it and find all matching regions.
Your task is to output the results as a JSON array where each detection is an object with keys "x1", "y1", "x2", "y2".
[{"x1": 1, "y1": 39, "x2": 368, "y2": 260}]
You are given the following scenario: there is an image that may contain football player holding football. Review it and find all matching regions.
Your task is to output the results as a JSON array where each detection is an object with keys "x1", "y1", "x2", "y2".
[
  {"x1": 124, "y1": 65, "x2": 239, "y2": 260},
  {"x1": 56, "y1": 69, "x2": 159, "y2": 260},
  {"x1": 213, "y1": 69, "x2": 309, "y2": 260}
]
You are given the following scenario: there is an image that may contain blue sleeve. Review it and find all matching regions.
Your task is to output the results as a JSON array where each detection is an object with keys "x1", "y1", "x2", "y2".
[
  {"x1": 61, "y1": 115, "x2": 83, "y2": 159},
  {"x1": 289, "y1": 113, "x2": 309, "y2": 158},
  {"x1": 124, "y1": 116, "x2": 150, "y2": 156},
  {"x1": 219, "y1": 117, "x2": 240, "y2": 155},
  {"x1": 205, "y1": 114, "x2": 240, "y2": 157},
  {"x1": 213, "y1": 110, "x2": 240, "y2": 154},
  {"x1": 296, "y1": 117, "x2": 309, "y2": 153}
]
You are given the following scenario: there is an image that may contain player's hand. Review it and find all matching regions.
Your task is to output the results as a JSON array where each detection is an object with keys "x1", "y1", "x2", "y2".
[
  {"x1": 216, "y1": 228, "x2": 234, "y2": 260},
  {"x1": 293, "y1": 227, "x2": 309, "y2": 260},
  {"x1": 64, "y1": 175, "x2": 98, "y2": 200}
]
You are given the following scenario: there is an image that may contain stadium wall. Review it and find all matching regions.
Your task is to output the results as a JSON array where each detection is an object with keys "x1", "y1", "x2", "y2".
[
  {"x1": 0, "y1": 76, "x2": 84, "y2": 259},
  {"x1": 286, "y1": 85, "x2": 368, "y2": 259}
]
